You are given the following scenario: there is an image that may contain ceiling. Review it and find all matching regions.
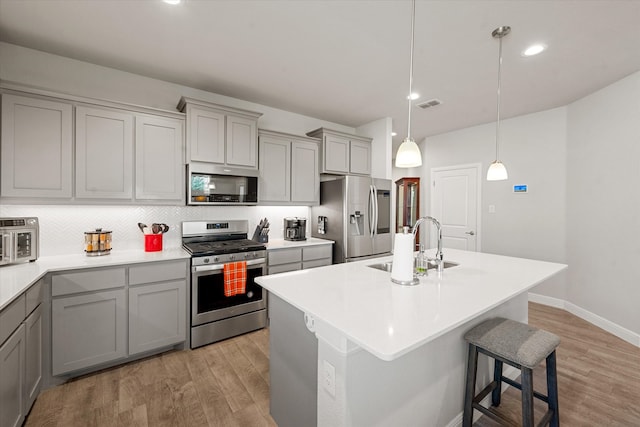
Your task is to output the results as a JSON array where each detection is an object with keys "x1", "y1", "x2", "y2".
[{"x1": 1, "y1": 0, "x2": 639, "y2": 152}]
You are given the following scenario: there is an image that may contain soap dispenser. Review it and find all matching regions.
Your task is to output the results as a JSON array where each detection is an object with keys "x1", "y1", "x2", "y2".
[{"x1": 415, "y1": 244, "x2": 428, "y2": 277}]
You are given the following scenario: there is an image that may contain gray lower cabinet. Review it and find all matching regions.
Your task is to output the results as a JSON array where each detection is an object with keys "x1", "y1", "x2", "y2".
[
  {"x1": 129, "y1": 280, "x2": 186, "y2": 355},
  {"x1": 0, "y1": 279, "x2": 43, "y2": 427},
  {"x1": 267, "y1": 244, "x2": 332, "y2": 274},
  {"x1": 0, "y1": 324, "x2": 25, "y2": 427},
  {"x1": 50, "y1": 260, "x2": 188, "y2": 377},
  {"x1": 52, "y1": 289, "x2": 127, "y2": 376},
  {"x1": 24, "y1": 304, "x2": 42, "y2": 415}
]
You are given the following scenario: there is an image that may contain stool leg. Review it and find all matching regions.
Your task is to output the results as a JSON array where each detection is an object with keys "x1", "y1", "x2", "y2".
[
  {"x1": 521, "y1": 367, "x2": 534, "y2": 427},
  {"x1": 491, "y1": 359, "x2": 503, "y2": 407},
  {"x1": 546, "y1": 350, "x2": 560, "y2": 427},
  {"x1": 463, "y1": 344, "x2": 479, "y2": 427}
]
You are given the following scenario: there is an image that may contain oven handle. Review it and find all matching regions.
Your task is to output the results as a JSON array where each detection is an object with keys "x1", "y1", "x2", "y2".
[{"x1": 192, "y1": 258, "x2": 266, "y2": 273}]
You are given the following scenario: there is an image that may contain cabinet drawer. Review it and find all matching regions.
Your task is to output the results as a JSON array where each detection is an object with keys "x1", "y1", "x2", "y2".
[
  {"x1": 268, "y1": 263, "x2": 301, "y2": 275},
  {"x1": 129, "y1": 260, "x2": 187, "y2": 286},
  {"x1": 302, "y1": 258, "x2": 332, "y2": 270},
  {"x1": 268, "y1": 248, "x2": 302, "y2": 266},
  {"x1": 302, "y1": 245, "x2": 332, "y2": 261},
  {"x1": 52, "y1": 268, "x2": 126, "y2": 296},
  {"x1": 26, "y1": 280, "x2": 43, "y2": 315},
  {"x1": 0, "y1": 294, "x2": 25, "y2": 346}
]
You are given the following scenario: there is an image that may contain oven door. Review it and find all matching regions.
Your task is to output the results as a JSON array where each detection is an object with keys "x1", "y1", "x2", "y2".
[{"x1": 191, "y1": 258, "x2": 266, "y2": 326}]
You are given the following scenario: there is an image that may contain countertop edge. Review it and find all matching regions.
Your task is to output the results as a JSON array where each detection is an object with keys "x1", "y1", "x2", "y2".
[{"x1": 0, "y1": 248, "x2": 190, "y2": 311}]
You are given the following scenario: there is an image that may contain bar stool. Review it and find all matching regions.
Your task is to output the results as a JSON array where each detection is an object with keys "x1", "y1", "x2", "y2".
[{"x1": 462, "y1": 317, "x2": 560, "y2": 427}]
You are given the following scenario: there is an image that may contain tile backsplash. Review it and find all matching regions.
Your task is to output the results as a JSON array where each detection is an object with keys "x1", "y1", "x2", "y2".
[{"x1": 0, "y1": 204, "x2": 310, "y2": 256}]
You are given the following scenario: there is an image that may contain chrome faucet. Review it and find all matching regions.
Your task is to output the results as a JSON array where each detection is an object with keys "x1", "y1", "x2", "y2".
[{"x1": 412, "y1": 216, "x2": 444, "y2": 273}]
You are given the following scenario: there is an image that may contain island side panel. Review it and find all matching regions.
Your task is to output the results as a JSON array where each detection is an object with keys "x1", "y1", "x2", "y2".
[
  {"x1": 317, "y1": 293, "x2": 528, "y2": 427},
  {"x1": 269, "y1": 293, "x2": 318, "y2": 427}
]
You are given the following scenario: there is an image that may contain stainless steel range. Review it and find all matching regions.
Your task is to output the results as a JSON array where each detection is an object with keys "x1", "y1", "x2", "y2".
[{"x1": 182, "y1": 220, "x2": 267, "y2": 348}]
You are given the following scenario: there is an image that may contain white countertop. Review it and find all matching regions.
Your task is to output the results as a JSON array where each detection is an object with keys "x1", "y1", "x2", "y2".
[
  {"x1": 265, "y1": 237, "x2": 334, "y2": 250},
  {"x1": 255, "y1": 248, "x2": 566, "y2": 361},
  {"x1": 0, "y1": 248, "x2": 189, "y2": 310}
]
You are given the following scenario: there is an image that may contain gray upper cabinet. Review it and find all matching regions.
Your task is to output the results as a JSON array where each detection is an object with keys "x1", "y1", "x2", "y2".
[
  {"x1": 258, "y1": 130, "x2": 319, "y2": 205},
  {"x1": 76, "y1": 106, "x2": 134, "y2": 199},
  {"x1": 135, "y1": 114, "x2": 184, "y2": 202},
  {"x1": 306, "y1": 127, "x2": 372, "y2": 176},
  {"x1": 178, "y1": 97, "x2": 262, "y2": 169},
  {"x1": 1, "y1": 94, "x2": 73, "y2": 199},
  {"x1": 1, "y1": 88, "x2": 185, "y2": 205}
]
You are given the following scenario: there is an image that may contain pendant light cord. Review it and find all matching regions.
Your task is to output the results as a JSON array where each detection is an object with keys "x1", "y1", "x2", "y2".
[
  {"x1": 495, "y1": 33, "x2": 504, "y2": 160},
  {"x1": 406, "y1": 0, "x2": 416, "y2": 139}
]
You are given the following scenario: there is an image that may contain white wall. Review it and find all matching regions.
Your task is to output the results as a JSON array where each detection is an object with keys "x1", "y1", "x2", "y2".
[
  {"x1": 356, "y1": 117, "x2": 393, "y2": 180},
  {"x1": 418, "y1": 107, "x2": 568, "y2": 300},
  {"x1": 566, "y1": 72, "x2": 640, "y2": 335}
]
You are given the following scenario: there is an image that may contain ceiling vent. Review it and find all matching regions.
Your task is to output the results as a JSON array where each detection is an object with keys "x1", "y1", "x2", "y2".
[{"x1": 416, "y1": 98, "x2": 442, "y2": 109}]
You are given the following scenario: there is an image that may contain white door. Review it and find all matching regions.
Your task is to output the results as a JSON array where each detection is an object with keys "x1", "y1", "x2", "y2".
[{"x1": 430, "y1": 165, "x2": 480, "y2": 251}]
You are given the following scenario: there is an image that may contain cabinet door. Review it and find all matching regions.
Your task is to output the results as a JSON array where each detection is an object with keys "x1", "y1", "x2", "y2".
[
  {"x1": 129, "y1": 280, "x2": 186, "y2": 356},
  {"x1": 187, "y1": 106, "x2": 225, "y2": 163},
  {"x1": 52, "y1": 289, "x2": 126, "y2": 375},
  {"x1": 259, "y1": 135, "x2": 291, "y2": 202},
  {"x1": 135, "y1": 115, "x2": 184, "y2": 201},
  {"x1": 24, "y1": 305, "x2": 42, "y2": 414},
  {"x1": 0, "y1": 324, "x2": 25, "y2": 427},
  {"x1": 226, "y1": 115, "x2": 258, "y2": 168},
  {"x1": 291, "y1": 140, "x2": 319, "y2": 204},
  {"x1": 349, "y1": 139, "x2": 371, "y2": 175},
  {"x1": 323, "y1": 134, "x2": 349, "y2": 173},
  {"x1": 1, "y1": 94, "x2": 73, "y2": 198},
  {"x1": 76, "y1": 106, "x2": 134, "y2": 199}
]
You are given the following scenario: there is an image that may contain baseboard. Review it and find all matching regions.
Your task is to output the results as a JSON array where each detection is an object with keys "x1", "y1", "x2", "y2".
[
  {"x1": 528, "y1": 292, "x2": 640, "y2": 348},
  {"x1": 446, "y1": 365, "x2": 520, "y2": 427}
]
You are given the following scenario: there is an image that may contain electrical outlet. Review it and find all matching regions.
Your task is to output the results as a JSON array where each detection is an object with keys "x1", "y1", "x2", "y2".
[
  {"x1": 323, "y1": 360, "x2": 336, "y2": 397},
  {"x1": 489, "y1": 204, "x2": 496, "y2": 213}
]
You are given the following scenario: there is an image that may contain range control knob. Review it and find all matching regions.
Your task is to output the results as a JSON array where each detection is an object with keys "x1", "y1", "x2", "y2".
[
  {"x1": 244, "y1": 253, "x2": 250, "y2": 259},
  {"x1": 254, "y1": 252, "x2": 260, "y2": 258},
  {"x1": 229, "y1": 254, "x2": 235, "y2": 260},
  {"x1": 203, "y1": 258, "x2": 210, "y2": 264},
  {"x1": 213, "y1": 256, "x2": 219, "y2": 262}
]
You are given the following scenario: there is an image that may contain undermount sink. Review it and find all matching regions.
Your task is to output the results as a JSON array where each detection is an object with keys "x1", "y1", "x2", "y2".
[{"x1": 368, "y1": 260, "x2": 459, "y2": 272}]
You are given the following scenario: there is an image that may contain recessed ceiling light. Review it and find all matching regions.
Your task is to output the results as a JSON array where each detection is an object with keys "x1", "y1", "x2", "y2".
[
  {"x1": 523, "y1": 44, "x2": 546, "y2": 57},
  {"x1": 163, "y1": 0, "x2": 181, "y2": 5},
  {"x1": 407, "y1": 92, "x2": 420, "y2": 100},
  {"x1": 391, "y1": 132, "x2": 397, "y2": 136}
]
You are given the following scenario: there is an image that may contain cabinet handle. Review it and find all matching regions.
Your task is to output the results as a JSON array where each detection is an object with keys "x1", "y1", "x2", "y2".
[{"x1": 465, "y1": 231, "x2": 475, "y2": 236}]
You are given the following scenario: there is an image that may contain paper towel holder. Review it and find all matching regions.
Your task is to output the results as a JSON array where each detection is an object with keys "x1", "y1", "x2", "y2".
[{"x1": 391, "y1": 226, "x2": 420, "y2": 286}]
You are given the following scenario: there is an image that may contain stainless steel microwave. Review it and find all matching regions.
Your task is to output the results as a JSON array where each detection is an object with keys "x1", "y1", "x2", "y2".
[
  {"x1": 187, "y1": 165, "x2": 258, "y2": 205},
  {"x1": 0, "y1": 217, "x2": 39, "y2": 266}
]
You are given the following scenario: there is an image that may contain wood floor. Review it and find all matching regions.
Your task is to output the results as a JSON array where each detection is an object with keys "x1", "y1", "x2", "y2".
[{"x1": 25, "y1": 303, "x2": 640, "y2": 426}]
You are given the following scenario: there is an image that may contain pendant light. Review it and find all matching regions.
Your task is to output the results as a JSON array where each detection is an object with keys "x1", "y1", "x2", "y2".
[
  {"x1": 395, "y1": 0, "x2": 422, "y2": 168},
  {"x1": 487, "y1": 26, "x2": 510, "y2": 181}
]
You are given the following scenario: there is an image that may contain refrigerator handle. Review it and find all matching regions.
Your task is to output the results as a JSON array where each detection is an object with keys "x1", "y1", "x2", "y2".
[
  {"x1": 368, "y1": 185, "x2": 375, "y2": 237},
  {"x1": 372, "y1": 184, "x2": 378, "y2": 237},
  {"x1": 369, "y1": 184, "x2": 378, "y2": 237}
]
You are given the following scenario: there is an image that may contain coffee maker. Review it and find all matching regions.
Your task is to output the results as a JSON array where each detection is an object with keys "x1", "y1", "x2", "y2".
[{"x1": 284, "y1": 217, "x2": 307, "y2": 241}]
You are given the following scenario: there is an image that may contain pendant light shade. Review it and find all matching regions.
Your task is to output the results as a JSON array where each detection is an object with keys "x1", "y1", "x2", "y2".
[
  {"x1": 395, "y1": 0, "x2": 422, "y2": 168},
  {"x1": 396, "y1": 137, "x2": 422, "y2": 168},
  {"x1": 487, "y1": 160, "x2": 508, "y2": 181},
  {"x1": 486, "y1": 26, "x2": 510, "y2": 181}
]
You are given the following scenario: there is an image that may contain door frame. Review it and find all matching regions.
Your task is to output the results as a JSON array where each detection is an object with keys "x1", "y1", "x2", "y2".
[{"x1": 429, "y1": 163, "x2": 482, "y2": 252}]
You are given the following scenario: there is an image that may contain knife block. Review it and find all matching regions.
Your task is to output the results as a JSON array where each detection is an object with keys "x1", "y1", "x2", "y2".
[{"x1": 251, "y1": 226, "x2": 269, "y2": 243}]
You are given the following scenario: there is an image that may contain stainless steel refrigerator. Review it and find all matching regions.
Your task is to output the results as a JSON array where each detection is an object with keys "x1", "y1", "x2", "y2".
[{"x1": 311, "y1": 176, "x2": 392, "y2": 263}]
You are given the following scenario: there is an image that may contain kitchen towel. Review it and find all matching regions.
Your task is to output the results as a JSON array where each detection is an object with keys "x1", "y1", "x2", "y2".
[
  {"x1": 391, "y1": 232, "x2": 414, "y2": 283},
  {"x1": 223, "y1": 261, "x2": 247, "y2": 297}
]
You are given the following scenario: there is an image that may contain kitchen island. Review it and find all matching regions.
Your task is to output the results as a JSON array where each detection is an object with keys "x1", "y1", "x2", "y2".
[{"x1": 256, "y1": 248, "x2": 566, "y2": 427}]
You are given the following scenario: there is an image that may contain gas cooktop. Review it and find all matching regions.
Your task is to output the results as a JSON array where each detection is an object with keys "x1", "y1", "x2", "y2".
[{"x1": 182, "y1": 239, "x2": 266, "y2": 256}]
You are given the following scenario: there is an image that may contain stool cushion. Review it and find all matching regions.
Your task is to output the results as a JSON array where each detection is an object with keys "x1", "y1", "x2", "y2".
[{"x1": 464, "y1": 317, "x2": 560, "y2": 369}]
